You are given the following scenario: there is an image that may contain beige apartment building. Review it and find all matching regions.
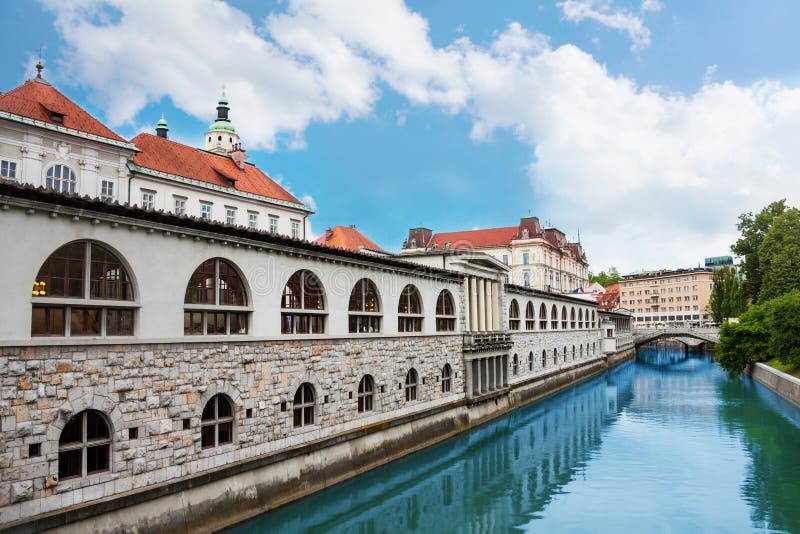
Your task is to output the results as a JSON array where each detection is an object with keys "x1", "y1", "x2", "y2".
[{"x1": 620, "y1": 267, "x2": 713, "y2": 326}]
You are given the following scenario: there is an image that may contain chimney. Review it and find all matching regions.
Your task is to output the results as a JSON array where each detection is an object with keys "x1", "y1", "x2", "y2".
[{"x1": 230, "y1": 143, "x2": 246, "y2": 170}]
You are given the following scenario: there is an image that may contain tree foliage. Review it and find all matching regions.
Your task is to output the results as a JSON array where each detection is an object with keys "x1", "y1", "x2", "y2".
[
  {"x1": 708, "y1": 266, "x2": 746, "y2": 323},
  {"x1": 716, "y1": 299, "x2": 774, "y2": 375},
  {"x1": 588, "y1": 267, "x2": 620, "y2": 288},
  {"x1": 731, "y1": 200, "x2": 787, "y2": 303},
  {"x1": 769, "y1": 290, "x2": 800, "y2": 367},
  {"x1": 758, "y1": 208, "x2": 800, "y2": 302}
]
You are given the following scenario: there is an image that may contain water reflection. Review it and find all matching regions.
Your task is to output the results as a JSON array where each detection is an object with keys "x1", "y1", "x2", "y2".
[{"x1": 227, "y1": 349, "x2": 800, "y2": 534}]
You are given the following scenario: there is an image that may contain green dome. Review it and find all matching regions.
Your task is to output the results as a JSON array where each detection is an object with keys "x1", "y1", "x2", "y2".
[
  {"x1": 208, "y1": 120, "x2": 236, "y2": 134},
  {"x1": 157, "y1": 113, "x2": 168, "y2": 128}
]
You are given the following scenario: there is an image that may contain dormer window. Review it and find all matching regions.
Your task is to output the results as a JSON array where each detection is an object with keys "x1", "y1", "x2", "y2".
[
  {"x1": 49, "y1": 111, "x2": 64, "y2": 124},
  {"x1": 521, "y1": 228, "x2": 529, "y2": 239}
]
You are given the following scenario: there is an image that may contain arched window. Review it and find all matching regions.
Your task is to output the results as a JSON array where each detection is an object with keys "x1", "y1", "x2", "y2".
[
  {"x1": 512, "y1": 354, "x2": 519, "y2": 375},
  {"x1": 201, "y1": 394, "x2": 234, "y2": 448},
  {"x1": 561, "y1": 306, "x2": 567, "y2": 329},
  {"x1": 563, "y1": 346, "x2": 568, "y2": 363},
  {"x1": 46, "y1": 164, "x2": 77, "y2": 193},
  {"x1": 58, "y1": 410, "x2": 111, "y2": 479},
  {"x1": 553, "y1": 348, "x2": 558, "y2": 366},
  {"x1": 551, "y1": 305, "x2": 558, "y2": 329},
  {"x1": 281, "y1": 270, "x2": 326, "y2": 334},
  {"x1": 349, "y1": 278, "x2": 381, "y2": 333},
  {"x1": 293, "y1": 383, "x2": 315, "y2": 427},
  {"x1": 441, "y1": 364, "x2": 452, "y2": 393},
  {"x1": 572, "y1": 345, "x2": 576, "y2": 361},
  {"x1": 593, "y1": 342, "x2": 596, "y2": 356},
  {"x1": 405, "y1": 368, "x2": 418, "y2": 401},
  {"x1": 592, "y1": 310, "x2": 596, "y2": 328},
  {"x1": 508, "y1": 299, "x2": 520, "y2": 330},
  {"x1": 579, "y1": 309, "x2": 584, "y2": 329},
  {"x1": 528, "y1": 351, "x2": 533, "y2": 371},
  {"x1": 580, "y1": 345, "x2": 584, "y2": 359},
  {"x1": 570, "y1": 307, "x2": 576, "y2": 329},
  {"x1": 398, "y1": 285, "x2": 423, "y2": 332},
  {"x1": 525, "y1": 302, "x2": 535, "y2": 330},
  {"x1": 541, "y1": 350, "x2": 547, "y2": 369},
  {"x1": 184, "y1": 258, "x2": 248, "y2": 335},
  {"x1": 358, "y1": 375, "x2": 374, "y2": 413},
  {"x1": 436, "y1": 290, "x2": 456, "y2": 332},
  {"x1": 539, "y1": 303, "x2": 547, "y2": 330},
  {"x1": 32, "y1": 241, "x2": 135, "y2": 337}
]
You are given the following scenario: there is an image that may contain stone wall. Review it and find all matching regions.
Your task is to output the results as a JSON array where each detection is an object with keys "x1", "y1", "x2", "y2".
[
  {"x1": 508, "y1": 330, "x2": 602, "y2": 380},
  {"x1": 0, "y1": 335, "x2": 463, "y2": 525},
  {"x1": 748, "y1": 362, "x2": 800, "y2": 410}
]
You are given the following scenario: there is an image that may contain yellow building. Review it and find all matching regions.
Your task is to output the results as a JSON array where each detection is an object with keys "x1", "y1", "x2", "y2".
[{"x1": 620, "y1": 267, "x2": 713, "y2": 326}]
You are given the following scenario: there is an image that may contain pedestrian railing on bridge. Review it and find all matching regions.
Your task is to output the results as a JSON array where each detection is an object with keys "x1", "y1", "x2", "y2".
[{"x1": 632, "y1": 327, "x2": 720, "y2": 347}]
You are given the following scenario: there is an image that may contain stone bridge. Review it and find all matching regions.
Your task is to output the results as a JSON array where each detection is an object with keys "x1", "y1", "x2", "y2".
[{"x1": 633, "y1": 328, "x2": 720, "y2": 349}]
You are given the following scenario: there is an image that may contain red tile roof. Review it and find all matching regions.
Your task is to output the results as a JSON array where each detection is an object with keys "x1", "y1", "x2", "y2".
[
  {"x1": 314, "y1": 225, "x2": 385, "y2": 253},
  {"x1": 428, "y1": 226, "x2": 519, "y2": 249},
  {"x1": 597, "y1": 284, "x2": 620, "y2": 311},
  {"x1": 131, "y1": 133, "x2": 303, "y2": 205},
  {"x1": 0, "y1": 79, "x2": 127, "y2": 143}
]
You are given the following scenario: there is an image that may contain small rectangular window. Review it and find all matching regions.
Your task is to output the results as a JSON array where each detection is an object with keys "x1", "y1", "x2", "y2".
[
  {"x1": 31, "y1": 306, "x2": 65, "y2": 337},
  {"x1": 174, "y1": 197, "x2": 186, "y2": 215},
  {"x1": 128, "y1": 427, "x2": 138, "y2": 439},
  {"x1": 246, "y1": 408, "x2": 253, "y2": 418},
  {"x1": 28, "y1": 443, "x2": 41, "y2": 457},
  {"x1": 200, "y1": 203, "x2": 212, "y2": 220},
  {"x1": 99, "y1": 179, "x2": 114, "y2": 201},
  {"x1": 248, "y1": 211, "x2": 258, "y2": 229},
  {"x1": 269, "y1": 215, "x2": 279, "y2": 233},
  {"x1": 523, "y1": 253, "x2": 529, "y2": 265},
  {"x1": 225, "y1": 207, "x2": 236, "y2": 225},
  {"x1": 0, "y1": 160, "x2": 17, "y2": 180},
  {"x1": 182, "y1": 418, "x2": 191, "y2": 430},
  {"x1": 141, "y1": 191, "x2": 155, "y2": 210},
  {"x1": 502, "y1": 254, "x2": 509, "y2": 265},
  {"x1": 291, "y1": 219, "x2": 301, "y2": 239}
]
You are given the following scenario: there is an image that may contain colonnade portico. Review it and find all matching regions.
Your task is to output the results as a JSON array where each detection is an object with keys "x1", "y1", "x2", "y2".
[
  {"x1": 464, "y1": 275, "x2": 500, "y2": 332},
  {"x1": 468, "y1": 354, "x2": 509, "y2": 397}
]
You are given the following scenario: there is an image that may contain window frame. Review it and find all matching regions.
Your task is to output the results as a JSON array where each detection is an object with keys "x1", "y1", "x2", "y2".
[
  {"x1": 281, "y1": 270, "x2": 327, "y2": 335},
  {"x1": 357, "y1": 375, "x2": 374, "y2": 413},
  {"x1": 397, "y1": 284, "x2": 423, "y2": 333},
  {"x1": 435, "y1": 289, "x2": 456, "y2": 332},
  {"x1": 200, "y1": 394, "x2": 235, "y2": 449},
  {"x1": 348, "y1": 278, "x2": 382, "y2": 334},
  {"x1": 183, "y1": 258, "x2": 250, "y2": 336},
  {"x1": 405, "y1": 368, "x2": 418, "y2": 402},
  {"x1": 45, "y1": 163, "x2": 77, "y2": 193},
  {"x1": 293, "y1": 383, "x2": 316, "y2": 427},
  {"x1": 441, "y1": 364, "x2": 452, "y2": 393},
  {"x1": 58, "y1": 410, "x2": 111, "y2": 480},
  {"x1": 0, "y1": 158, "x2": 19, "y2": 180}
]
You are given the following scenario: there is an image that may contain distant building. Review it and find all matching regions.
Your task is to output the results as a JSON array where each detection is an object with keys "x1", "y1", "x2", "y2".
[
  {"x1": 704, "y1": 256, "x2": 734, "y2": 269},
  {"x1": 314, "y1": 225, "x2": 389, "y2": 256},
  {"x1": 620, "y1": 267, "x2": 713, "y2": 326},
  {"x1": 401, "y1": 217, "x2": 589, "y2": 293},
  {"x1": 596, "y1": 283, "x2": 620, "y2": 311}
]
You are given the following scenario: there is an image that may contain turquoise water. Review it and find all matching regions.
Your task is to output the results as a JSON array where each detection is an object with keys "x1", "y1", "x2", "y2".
[{"x1": 226, "y1": 348, "x2": 800, "y2": 533}]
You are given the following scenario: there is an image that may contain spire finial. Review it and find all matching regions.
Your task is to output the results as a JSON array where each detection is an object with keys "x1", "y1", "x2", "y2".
[{"x1": 35, "y1": 47, "x2": 44, "y2": 79}]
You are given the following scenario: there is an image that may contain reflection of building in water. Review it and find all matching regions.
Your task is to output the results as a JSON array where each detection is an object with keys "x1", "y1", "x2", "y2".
[{"x1": 253, "y1": 365, "x2": 636, "y2": 533}]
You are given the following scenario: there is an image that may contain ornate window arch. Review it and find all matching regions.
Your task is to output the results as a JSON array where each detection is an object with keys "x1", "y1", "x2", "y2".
[
  {"x1": 398, "y1": 285, "x2": 423, "y2": 332},
  {"x1": 349, "y1": 278, "x2": 381, "y2": 333},
  {"x1": 570, "y1": 307, "x2": 576, "y2": 329},
  {"x1": 357, "y1": 375, "x2": 374, "y2": 413},
  {"x1": 405, "y1": 368, "x2": 418, "y2": 401},
  {"x1": 201, "y1": 394, "x2": 234, "y2": 448},
  {"x1": 539, "y1": 303, "x2": 548, "y2": 330},
  {"x1": 441, "y1": 364, "x2": 452, "y2": 393},
  {"x1": 58, "y1": 410, "x2": 111, "y2": 479},
  {"x1": 561, "y1": 306, "x2": 568, "y2": 329},
  {"x1": 46, "y1": 163, "x2": 77, "y2": 193},
  {"x1": 551, "y1": 304, "x2": 558, "y2": 330},
  {"x1": 184, "y1": 258, "x2": 249, "y2": 335},
  {"x1": 435, "y1": 290, "x2": 456, "y2": 332},
  {"x1": 281, "y1": 270, "x2": 326, "y2": 334},
  {"x1": 579, "y1": 309, "x2": 584, "y2": 329},
  {"x1": 508, "y1": 299, "x2": 520, "y2": 330},
  {"x1": 293, "y1": 383, "x2": 316, "y2": 427},
  {"x1": 32, "y1": 241, "x2": 135, "y2": 337}
]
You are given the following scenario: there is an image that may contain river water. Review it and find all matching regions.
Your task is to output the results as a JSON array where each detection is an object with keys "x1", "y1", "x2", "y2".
[{"x1": 226, "y1": 348, "x2": 800, "y2": 533}]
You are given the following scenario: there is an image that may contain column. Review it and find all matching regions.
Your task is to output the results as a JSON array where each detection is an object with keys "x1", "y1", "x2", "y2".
[
  {"x1": 502, "y1": 355, "x2": 508, "y2": 387},
  {"x1": 477, "y1": 278, "x2": 486, "y2": 331},
  {"x1": 480, "y1": 358, "x2": 488, "y2": 393},
  {"x1": 487, "y1": 356, "x2": 495, "y2": 391},
  {"x1": 492, "y1": 282, "x2": 500, "y2": 330},
  {"x1": 463, "y1": 278, "x2": 471, "y2": 331},
  {"x1": 470, "y1": 359, "x2": 479, "y2": 396},
  {"x1": 470, "y1": 277, "x2": 478, "y2": 332},
  {"x1": 486, "y1": 282, "x2": 494, "y2": 332}
]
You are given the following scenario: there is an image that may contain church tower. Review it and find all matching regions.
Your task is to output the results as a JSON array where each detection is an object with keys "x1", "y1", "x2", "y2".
[{"x1": 204, "y1": 89, "x2": 239, "y2": 154}]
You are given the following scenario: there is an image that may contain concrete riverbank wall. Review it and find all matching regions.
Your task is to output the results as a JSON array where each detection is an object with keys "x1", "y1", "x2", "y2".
[
  {"x1": 747, "y1": 362, "x2": 800, "y2": 409},
  {"x1": 2, "y1": 347, "x2": 635, "y2": 534}
]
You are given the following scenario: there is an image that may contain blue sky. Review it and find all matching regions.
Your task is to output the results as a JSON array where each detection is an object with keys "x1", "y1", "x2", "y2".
[{"x1": 3, "y1": 0, "x2": 800, "y2": 274}]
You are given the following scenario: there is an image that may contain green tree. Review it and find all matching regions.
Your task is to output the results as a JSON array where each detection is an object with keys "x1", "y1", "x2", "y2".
[
  {"x1": 758, "y1": 208, "x2": 800, "y2": 302},
  {"x1": 731, "y1": 200, "x2": 787, "y2": 303},
  {"x1": 589, "y1": 267, "x2": 621, "y2": 287},
  {"x1": 716, "y1": 299, "x2": 774, "y2": 375},
  {"x1": 769, "y1": 290, "x2": 800, "y2": 367},
  {"x1": 708, "y1": 266, "x2": 746, "y2": 323}
]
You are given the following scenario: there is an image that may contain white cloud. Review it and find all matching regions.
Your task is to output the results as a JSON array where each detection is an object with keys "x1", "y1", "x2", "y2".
[
  {"x1": 703, "y1": 64, "x2": 718, "y2": 85},
  {"x1": 556, "y1": 0, "x2": 655, "y2": 51},
  {"x1": 38, "y1": 0, "x2": 800, "y2": 272}
]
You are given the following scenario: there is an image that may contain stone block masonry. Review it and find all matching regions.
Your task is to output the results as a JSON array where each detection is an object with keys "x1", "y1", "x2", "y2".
[{"x1": 0, "y1": 335, "x2": 463, "y2": 526}]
